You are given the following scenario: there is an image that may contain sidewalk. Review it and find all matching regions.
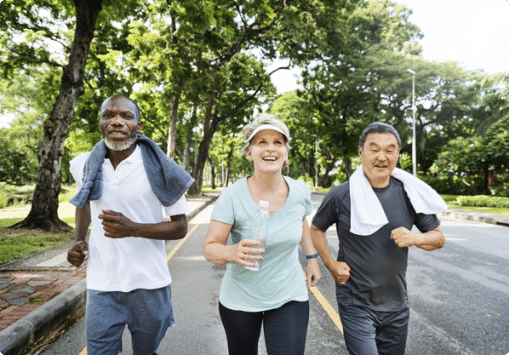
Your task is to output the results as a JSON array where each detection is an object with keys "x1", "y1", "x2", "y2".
[
  {"x1": 0, "y1": 192, "x2": 219, "y2": 355},
  {"x1": 440, "y1": 208, "x2": 509, "y2": 227}
]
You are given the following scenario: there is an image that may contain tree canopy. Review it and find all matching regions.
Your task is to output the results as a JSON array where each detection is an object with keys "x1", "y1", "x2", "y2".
[{"x1": 1, "y1": 0, "x2": 508, "y2": 230}]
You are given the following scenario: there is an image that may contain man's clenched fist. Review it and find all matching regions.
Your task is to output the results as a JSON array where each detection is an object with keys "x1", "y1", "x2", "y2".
[{"x1": 67, "y1": 241, "x2": 89, "y2": 267}]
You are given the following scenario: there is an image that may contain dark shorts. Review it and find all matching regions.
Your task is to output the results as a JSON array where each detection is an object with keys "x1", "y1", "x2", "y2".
[
  {"x1": 86, "y1": 285, "x2": 175, "y2": 355},
  {"x1": 338, "y1": 303, "x2": 410, "y2": 355}
]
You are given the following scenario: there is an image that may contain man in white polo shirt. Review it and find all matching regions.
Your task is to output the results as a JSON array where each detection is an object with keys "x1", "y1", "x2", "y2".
[{"x1": 67, "y1": 94, "x2": 194, "y2": 355}]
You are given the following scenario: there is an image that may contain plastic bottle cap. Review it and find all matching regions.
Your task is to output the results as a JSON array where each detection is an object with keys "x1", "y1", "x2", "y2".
[{"x1": 259, "y1": 200, "x2": 269, "y2": 209}]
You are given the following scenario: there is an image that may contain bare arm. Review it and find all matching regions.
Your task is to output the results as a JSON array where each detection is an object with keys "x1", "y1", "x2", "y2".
[
  {"x1": 300, "y1": 217, "x2": 321, "y2": 287},
  {"x1": 98, "y1": 210, "x2": 188, "y2": 240},
  {"x1": 67, "y1": 202, "x2": 91, "y2": 267},
  {"x1": 202, "y1": 220, "x2": 264, "y2": 267},
  {"x1": 310, "y1": 224, "x2": 350, "y2": 285},
  {"x1": 391, "y1": 226, "x2": 445, "y2": 251}
]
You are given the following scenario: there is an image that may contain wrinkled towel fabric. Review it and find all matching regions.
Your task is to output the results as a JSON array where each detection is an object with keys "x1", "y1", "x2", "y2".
[
  {"x1": 349, "y1": 166, "x2": 447, "y2": 236},
  {"x1": 70, "y1": 135, "x2": 195, "y2": 208}
]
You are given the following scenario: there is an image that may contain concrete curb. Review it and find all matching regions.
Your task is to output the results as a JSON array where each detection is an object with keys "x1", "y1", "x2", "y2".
[
  {"x1": 0, "y1": 194, "x2": 218, "y2": 355},
  {"x1": 0, "y1": 278, "x2": 87, "y2": 355},
  {"x1": 440, "y1": 208, "x2": 509, "y2": 227}
]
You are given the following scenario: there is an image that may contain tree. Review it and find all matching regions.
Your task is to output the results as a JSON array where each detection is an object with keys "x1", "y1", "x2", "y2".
[
  {"x1": 120, "y1": 0, "x2": 360, "y2": 195},
  {"x1": 297, "y1": 0, "x2": 423, "y2": 182},
  {"x1": 269, "y1": 91, "x2": 320, "y2": 182},
  {"x1": 0, "y1": 68, "x2": 60, "y2": 183},
  {"x1": 208, "y1": 132, "x2": 249, "y2": 187},
  {"x1": 432, "y1": 113, "x2": 509, "y2": 195},
  {"x1": 1, "y1": 0, "x2": 105, "y2": 231},
  {"x1": 366, "y1": 53, "x2": 481, "y2": 172}
]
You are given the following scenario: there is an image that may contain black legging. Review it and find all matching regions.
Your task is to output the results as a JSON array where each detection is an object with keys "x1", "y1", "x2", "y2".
[{"x1": 219, "y1": 300, "x2": 310, "y2": 355}]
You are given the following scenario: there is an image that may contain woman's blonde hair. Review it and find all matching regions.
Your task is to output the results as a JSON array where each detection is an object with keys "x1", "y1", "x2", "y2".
[{"x1": 241, "y1": 113, "x2": 291, "y2": 154}]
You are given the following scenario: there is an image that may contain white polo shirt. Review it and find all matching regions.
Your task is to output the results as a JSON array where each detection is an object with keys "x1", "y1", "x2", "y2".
[{"x1": 70, "y1": 146, "x2": 190, "y2": 292}]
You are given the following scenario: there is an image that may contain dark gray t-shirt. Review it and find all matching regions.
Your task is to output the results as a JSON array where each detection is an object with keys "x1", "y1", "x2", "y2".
[{"x1": 312, "y1": 177, "x2": 440, "y2": 312}]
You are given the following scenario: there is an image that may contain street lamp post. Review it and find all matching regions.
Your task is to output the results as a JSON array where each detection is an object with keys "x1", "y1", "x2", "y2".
[
  {"x1": 406, "y1": 69, "x2": 417, "y2": 176},
  {"x1": 315, "y1": 135, "x2": 319, "y2": 191}
]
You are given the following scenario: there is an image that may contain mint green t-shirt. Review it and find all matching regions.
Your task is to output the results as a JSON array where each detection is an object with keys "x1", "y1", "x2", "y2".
[{"x1": 210, "y1": 176, "x2": 312, "y2": 312}]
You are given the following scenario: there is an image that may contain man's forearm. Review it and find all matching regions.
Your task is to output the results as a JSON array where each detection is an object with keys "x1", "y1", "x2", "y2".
[
  {"x1": 310, "y1": 224, "x2": 337, "y2": 270},
  {"x1": 415, "y1": 227, "x2": 445, "y2": 251},
  {"x1": 75, "y1": 202, "x2": 91, "y2": 242},
  {"x1": 133, "y1": 214, "x2": 188, "y2": 241}
]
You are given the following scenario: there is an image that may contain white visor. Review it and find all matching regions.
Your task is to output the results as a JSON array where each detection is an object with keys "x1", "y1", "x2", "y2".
[{"x1": 247, "y1": 124, "x2": 290, "y2": 142}]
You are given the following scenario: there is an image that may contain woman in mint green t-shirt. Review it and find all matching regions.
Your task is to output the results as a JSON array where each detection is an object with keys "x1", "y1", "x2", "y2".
[{"x1": 203, "y1": 114, "x2": 322, "y2": 355}]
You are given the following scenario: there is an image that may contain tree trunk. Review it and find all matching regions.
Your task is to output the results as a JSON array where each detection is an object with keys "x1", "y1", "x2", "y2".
[
  {"x1": 320, "y1": 153, "x2": 337, "y2": 188},
  {"x1": 166, "y1": 94, "x2": 180, "y2": 158},
  {"x1": 182, "y1": 137, "x2": 191, "y2": 172},
  {"x1": 182, "y1": 104, "x2": 197, "y2": 172},
  {"x1": 482, "y1": 163, "x2": 490, "y2": 195},
  {"x1": 188, "y1": 97, "x2": 215, "y2": 196},
  {"x1": 208, "y1": 157, "x2": 216, "y2": 190},
  {"x1": 225, "y1": 139, "x2": 235, "y2": 187},
  {"x1": 10, "y1": 0, "x2": 104, "y2": 231},
  {"x1": 343, "y1": 155, "x2": 353, "y2": 179}
]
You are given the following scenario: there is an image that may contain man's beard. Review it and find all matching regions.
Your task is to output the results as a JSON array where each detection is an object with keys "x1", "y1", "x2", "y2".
[{"x1": 103, "y1": 134, "x2": 138, "y2": 151}]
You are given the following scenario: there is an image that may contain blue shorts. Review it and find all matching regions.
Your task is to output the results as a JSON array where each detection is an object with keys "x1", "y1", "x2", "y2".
[{"x1": 85, "y1": 284, "x2": 175, "y2": 355}]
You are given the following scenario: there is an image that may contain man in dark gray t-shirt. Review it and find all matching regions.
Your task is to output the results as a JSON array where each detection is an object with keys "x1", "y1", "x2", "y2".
[{"x1": 311, "y1": 122, "x2": 445, "y2": 355}]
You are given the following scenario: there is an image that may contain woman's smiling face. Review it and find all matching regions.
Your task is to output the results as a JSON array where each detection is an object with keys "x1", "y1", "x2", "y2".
[{"x1": 247, "y1": 129, "x2": 288, "y2": 173}]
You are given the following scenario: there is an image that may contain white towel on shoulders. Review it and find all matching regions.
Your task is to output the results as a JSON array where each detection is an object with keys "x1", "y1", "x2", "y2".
[{"x1": 350, "y1": 166, "x2": 447, "y2": 236}]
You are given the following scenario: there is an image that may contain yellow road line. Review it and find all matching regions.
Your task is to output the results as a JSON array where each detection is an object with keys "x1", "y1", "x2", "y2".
[
  {"x1": 167, "y1": 223, "x2": 200, "y2": 262},
  {"x1": 79, "y1": 224, "x2": 201, "y2": 355},
  {"x1": 303, "y1": 270, "x2": 344, "y2": 334}
]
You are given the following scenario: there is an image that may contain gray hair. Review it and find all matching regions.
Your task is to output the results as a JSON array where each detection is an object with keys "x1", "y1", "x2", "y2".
[
  {"x1": 241, "y1": 113, "x2": 291, "y2": 154},
  {"x1": 359, "y1": 122, "x2": 401, "y2": 150}
]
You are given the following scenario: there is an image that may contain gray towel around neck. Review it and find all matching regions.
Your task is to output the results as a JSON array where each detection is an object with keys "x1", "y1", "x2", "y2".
[{"x1": 70, "y1": 135, "x2": 194, "y2": 208}]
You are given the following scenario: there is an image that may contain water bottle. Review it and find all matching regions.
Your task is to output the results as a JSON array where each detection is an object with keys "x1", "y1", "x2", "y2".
[{"x1": 244, "y1": 200, "x2": 269, "y2": 271}]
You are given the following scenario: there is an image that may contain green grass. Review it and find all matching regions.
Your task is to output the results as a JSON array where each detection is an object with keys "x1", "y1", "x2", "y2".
[
  {"x1": 313, "y1": 186, "x2": 330, "y2": 193},
  {"x1": 59, "y1": 186, "x2": 77, "y2": 203},
  {"x1": 0, "y1": 231, "x2": 72, "y2": 265},
  {"x1": 0, "y1": 183, "x2": 36, "y2": 208},
  {"x1": 0, "y1": 202, "x2": 76, "y2": 227},
  {"x1": 0, "y1": 186, "x2": 77, "y2": 265},
  {"x1": 201, "y1": 185, "x2": 223, "y2": 194},
  {"x1": 441, "y1": 194, "x2": 509, "y2": 215}
]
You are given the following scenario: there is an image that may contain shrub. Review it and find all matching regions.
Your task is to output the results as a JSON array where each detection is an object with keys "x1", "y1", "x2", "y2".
[
  {"x1": 0, "y1": 187, "x2": 8, "y2": 208},
  {"x1": 491, "y1": 184, "x2": 509, "y2": 197},
  {"x1": 490, "y1": 176, "x2": 509, "y2": 197},
  {"x1": 419, "y1": 176, "x2": 479, "y2": 195},
  {"x1": 457, "y1": 195, "x2": 509, "y2": 208},
  {"x1": 297, "y1": 175, "x2": 314, "y2": 189},
  {"x1": 328, "y1": 171, "x2": 348, "y2": 187}
]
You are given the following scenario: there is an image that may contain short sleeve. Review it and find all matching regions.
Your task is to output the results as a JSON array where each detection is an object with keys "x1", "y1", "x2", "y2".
[
  {"x1": 210, "y1": 188, "x2": 235, "y2": 225},
  {"x1": 69, "y1": 152, "x2": 90, "y2": 190},
  {"x1": 312, "y1": 186, "x2": 343, "y2": 232},
  {"x1": 414, "y1": 213, "x2": 441, "y2": 233},
  {"x1": 163, "y1": 194, "x2": 190, "y2": 217},
  {"x1": 298, "y1": 180, "x2": 313, "y2": 217}
]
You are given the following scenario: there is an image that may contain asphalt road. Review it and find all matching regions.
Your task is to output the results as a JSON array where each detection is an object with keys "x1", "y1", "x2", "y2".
[{"x1": 41, "y1": 194, "x2": 509, "y2": 355}]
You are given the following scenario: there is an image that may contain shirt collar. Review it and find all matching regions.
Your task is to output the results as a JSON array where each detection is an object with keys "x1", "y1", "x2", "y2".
[{"x1": 105, "y1": 144, "x2": 142, "y2": 167}]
